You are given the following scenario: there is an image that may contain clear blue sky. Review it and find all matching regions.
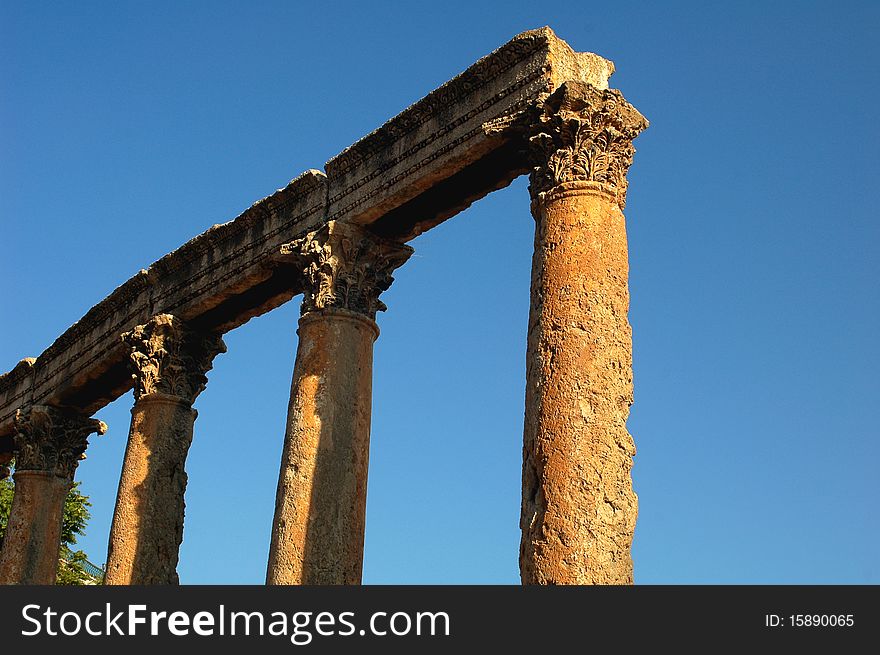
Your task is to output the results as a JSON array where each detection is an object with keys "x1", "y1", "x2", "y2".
[{"x1": 1, "y1": 1, "x2": 877, "y2": 584}]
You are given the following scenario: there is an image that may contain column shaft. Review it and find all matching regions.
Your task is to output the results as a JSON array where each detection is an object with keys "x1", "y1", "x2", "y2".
[
  {"x1": 267, "y1": 310, "x2": 377, "y2": 584},
  {"x1": 0, "y1": 472, "x2": 70, "y2": 584},
  {"x1": 521, "y1": 183, "x2": 637, "y2": 584},
  {"x1": 105, "y1": 394, "x2": 196, "y2": 584}
]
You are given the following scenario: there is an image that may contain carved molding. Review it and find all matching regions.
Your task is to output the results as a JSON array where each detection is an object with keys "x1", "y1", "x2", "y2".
[
  {"x1": 123, "y1": 314, "x2": 226, "y2": 403},
  {"x1": 527, "y1": 81, "x2": 648, "y2": 207},
  {"x1": 326, "y1": 30, "x2": 549, "y2": 179},
  {"x1": 13, "y1": 405, "x2": 107, "y2": 479},
  {"x1": 279, "y1": 222, "x2": 414, "y2": 320}
]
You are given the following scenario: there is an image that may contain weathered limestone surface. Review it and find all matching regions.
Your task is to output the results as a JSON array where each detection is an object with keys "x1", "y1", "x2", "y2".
[
  {"x1": 0, "y1": 406, "x2": 105, "y2": 584},
  {"x1": 0, "y1": 27, "x2": 612, "y2": 441},
  {"x1": 520, "y1": 83, "x2": 647, "y2": 584},
  {"x1": 267, "y1": 222, "x2": 412, "y2": 584},
  {"x1": 0, "y1": 472, "x2": 71, "y2": 584},
  {"x1": 104, "y1": 315, "x2": 225, "y2": 585},
  {"x1": 266, "y1": 310, "x2": 377, "y2": 585}
]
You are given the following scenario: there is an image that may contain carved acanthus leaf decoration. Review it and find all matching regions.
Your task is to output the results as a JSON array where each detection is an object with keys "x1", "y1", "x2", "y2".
[
  {"x1": 528, "y1": 81, "x2": 648, "y2": 206},
  {"x1": 280, "y1": 222, "x2": 414, "y2": 319},
  {"x1": 13, "y1": 405, "x2": 107, "y2": 479},
  {"x1": 123, "y1": 314, "x2": 226, "y2": 403}
]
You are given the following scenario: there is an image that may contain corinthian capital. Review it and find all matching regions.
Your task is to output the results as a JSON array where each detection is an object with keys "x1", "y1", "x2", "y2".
[
  {"x1": 122, "y1": 314, "x2": 226, "y2": 403},
  {"x1": 13, "y1": 405, "x2": 107, "y2": 479},
  {"x1": 528, "y1": 81, "x2": 648, "y2": 207},
  {"x1": 279, "y1": 222, "x2": 414, "y2": 320}
]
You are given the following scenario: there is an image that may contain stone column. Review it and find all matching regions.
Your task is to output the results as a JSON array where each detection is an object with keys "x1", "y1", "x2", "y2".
[
  {"x1": 0, "y1": 406, "x2": 106, "y2": 585},
  {"x1": 267, "y1": 221, "x2": 412, "y2": 585},
  {"x1": 104, "y1": 314, "x2": 225, "y2": 585},
  {"x1": 520, "y1": 82, "x2": 648, "y2": 584}
]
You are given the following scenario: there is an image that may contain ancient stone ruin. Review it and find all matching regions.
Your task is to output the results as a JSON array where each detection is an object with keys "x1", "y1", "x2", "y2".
[{"x1": 0, "y1": 27, "x2": 647, "y2": 585}]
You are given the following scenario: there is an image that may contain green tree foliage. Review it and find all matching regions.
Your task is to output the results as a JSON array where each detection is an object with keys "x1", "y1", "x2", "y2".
[
  {"x1": 0, "y1": 476, "x2": 12, "y2": 547},
  {"x1": 0, "y1": 467, "x2": 102, "y2": 585}
]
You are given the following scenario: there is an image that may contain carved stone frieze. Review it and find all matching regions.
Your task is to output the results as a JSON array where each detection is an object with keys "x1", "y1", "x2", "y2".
[
  {"x1": 527, "y1": 81, "x2": 648, "y2": 207},
  {"x1": 279, "y1": 222, "x2": 413, "y2": 320},
  {"x1": 13, "y1": 405, "x2": 107, "y2": 479},
  {"x1": 122, "y1": 314, "x2": 226, "y2": 403}
]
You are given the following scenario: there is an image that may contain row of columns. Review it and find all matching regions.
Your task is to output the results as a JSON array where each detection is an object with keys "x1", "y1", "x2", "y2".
[{"x1": 0, "y1": 80, "x2": 646, "y2": 585}]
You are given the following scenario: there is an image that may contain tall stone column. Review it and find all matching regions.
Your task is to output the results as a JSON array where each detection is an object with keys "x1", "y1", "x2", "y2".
[
  {"x1": 520, "y1": 82, "x2": 648, "y2": 584},
  {"x1": 267, "y1": 221, "x2": 412, "y2": 585},
  {"x1": 104, "y1": 314, "x2": 225, "y2": 585},
  {"x1": 0, "y1": 406, "x2": 106, "y2": 585}
]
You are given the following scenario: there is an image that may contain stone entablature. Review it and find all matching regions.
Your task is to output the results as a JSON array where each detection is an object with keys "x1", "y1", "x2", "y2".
[{"x1": 0, "y1": 27, "x2": 617, "y2": 439}]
